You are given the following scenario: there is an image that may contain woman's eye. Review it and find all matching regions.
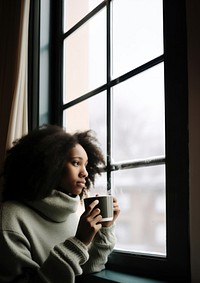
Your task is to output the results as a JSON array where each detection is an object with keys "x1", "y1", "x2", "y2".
[{"x1": 73, "y1": 161, "x2": 79, "y2": 166}]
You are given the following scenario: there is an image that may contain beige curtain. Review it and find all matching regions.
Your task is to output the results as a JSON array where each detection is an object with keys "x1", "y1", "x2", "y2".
[
  {"x1": 6, "y1": 0, "x2": 30, "y2": 148},
  {"x1": 0, "y1": 0, "x2": 30, "y2": 193}
]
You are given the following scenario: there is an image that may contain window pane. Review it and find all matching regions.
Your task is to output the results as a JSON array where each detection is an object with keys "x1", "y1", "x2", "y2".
[
  {"x1": 111, "y1": 0, "x2": 163, "y2": 78},
  {"x1": 39, "y1": 0, "x2": 50, "y2": 124},
  {"x1": 90, "y1": 173, "x2": 107, "y2": 196},
  {"x1": 63, "y1": 0, "x2": 103, "y2": 32},
  {"x1": 63, "y1": 92, "x2": 106, "y2": 156},
  {"x1": 112, "y1": 63, "x2": 165, "y2": 161},
  {"x1": 63, "y1": 8, "x2": 106, "y2": 103},
  {"x1": 112, "y1": 165, "x2": 166, "y2": 255}
]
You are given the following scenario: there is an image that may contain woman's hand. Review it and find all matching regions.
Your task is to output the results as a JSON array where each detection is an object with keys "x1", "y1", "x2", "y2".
[
  {"x1": 75, "y1": 200, "x2": 102, "y2": 246},
  {"x1": 101, "y1": 196, "x2": 120, "y2": 227}
]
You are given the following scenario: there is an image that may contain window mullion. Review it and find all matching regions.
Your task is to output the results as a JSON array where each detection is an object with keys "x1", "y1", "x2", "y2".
[{"x1": 106, "y1": 0, "x2": 112, "y2": 194}]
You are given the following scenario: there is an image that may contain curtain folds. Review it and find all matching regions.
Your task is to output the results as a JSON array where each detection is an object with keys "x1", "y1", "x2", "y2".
[
  {"x1": 6, "y1": 0, "x2": 30, "y2": 148},
  {"x1": 0, "y1": 0, "x2": 30, "y2": 171}
]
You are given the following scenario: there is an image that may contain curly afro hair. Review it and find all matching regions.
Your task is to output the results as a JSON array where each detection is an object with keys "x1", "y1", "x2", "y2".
[{"x1": 1, "y1": 124, "x2": 105, "y2": 202}]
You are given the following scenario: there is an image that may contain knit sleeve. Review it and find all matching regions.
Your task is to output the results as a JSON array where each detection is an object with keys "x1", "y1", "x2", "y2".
[
  {"x1": 0, "y1": 230, "x2": 89, "y2": 283},
  {"x1": 39, "y1": 237, "x2": 89, "y2": 282},
  {"x1": 82, "y1": 224, "x2": 116, "y2": 274}
]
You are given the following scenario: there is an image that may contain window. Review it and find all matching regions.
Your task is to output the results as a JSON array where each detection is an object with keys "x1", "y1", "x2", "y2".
[
  {"x1": 61, "y1": 0, "x2": 166, "y2": 255},
  {"x1": 33, "y1": 0, "x2": 190, "y2": 281}
]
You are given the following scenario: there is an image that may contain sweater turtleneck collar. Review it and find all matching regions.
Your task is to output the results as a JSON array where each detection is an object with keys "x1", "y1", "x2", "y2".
[{"x1": 25, "y1": 190, "x2": 80, "y2": 223}]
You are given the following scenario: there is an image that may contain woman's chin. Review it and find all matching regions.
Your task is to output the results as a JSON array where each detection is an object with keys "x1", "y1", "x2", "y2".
[{"x1": 57, "y1": 186, "x2": 83, "y2": 197}]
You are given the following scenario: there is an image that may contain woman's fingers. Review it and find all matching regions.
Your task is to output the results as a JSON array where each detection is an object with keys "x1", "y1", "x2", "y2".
[
  {"x1": 84, "y1": 199, "x2": 99, "y2": 216},
  {"x1": 75, "y1": 200, "x2": 102, "y2": 245}
]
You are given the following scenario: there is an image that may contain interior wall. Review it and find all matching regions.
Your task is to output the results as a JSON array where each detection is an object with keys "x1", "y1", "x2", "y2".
[{"x1": 186, "y1": 0, "x2": 200, "y2": 282}]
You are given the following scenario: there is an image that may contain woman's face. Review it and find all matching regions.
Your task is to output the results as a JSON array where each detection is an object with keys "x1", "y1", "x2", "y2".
[{"x1": 59, "y1": 144, "x2": 88, "y2": 196}]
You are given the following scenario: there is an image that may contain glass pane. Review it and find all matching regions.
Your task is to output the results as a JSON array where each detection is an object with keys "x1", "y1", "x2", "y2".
[
  {"x1": 63, "y1": 8, "x2": 106, "y2": 103},
  {"x1": 111, "y1": 0, "x2": 163, "y2": 78},
  {"x1": 90, "y1": 172, "x2": 107, "y2": 196},
  {"x1": 63, "y1": 92, "x2": 106, "y2": 156},
  {"x1": 63, "y1": 0, "x2": 103, "y2": 32},
  {"x1": 112, "y1": 63, "x2": 165, "y2": 161},
  {"x1": 39, "y1": 0, "x2": 50, "y2": 124},
  {"x1": 113, "y1": 165, "x2": 166, "y2": 255}
]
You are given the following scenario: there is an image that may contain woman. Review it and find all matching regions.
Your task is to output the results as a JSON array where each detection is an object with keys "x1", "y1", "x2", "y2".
[{"x1": 0, "y1": 124, "x2": 120, "y2": 282}]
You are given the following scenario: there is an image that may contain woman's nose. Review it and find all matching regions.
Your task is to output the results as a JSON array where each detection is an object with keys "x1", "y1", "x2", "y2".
[{"x1": 80, "y1": 166, "x2": 88, "y2": 178}]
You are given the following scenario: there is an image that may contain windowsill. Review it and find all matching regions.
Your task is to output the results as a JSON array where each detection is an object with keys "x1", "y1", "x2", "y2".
[{"x1": 77, "y1": 270, "x2": 171, "y2": 283}]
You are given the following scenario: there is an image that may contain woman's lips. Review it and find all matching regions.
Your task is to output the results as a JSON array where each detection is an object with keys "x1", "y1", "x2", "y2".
[{"x1": 76, "y1": 181, "x2": 85, "y2": 187}]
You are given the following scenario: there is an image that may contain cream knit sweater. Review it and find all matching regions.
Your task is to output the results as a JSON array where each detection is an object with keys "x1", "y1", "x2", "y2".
[{"x1": 0, "y1": 190, "x2": 115, "y2": 282}]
